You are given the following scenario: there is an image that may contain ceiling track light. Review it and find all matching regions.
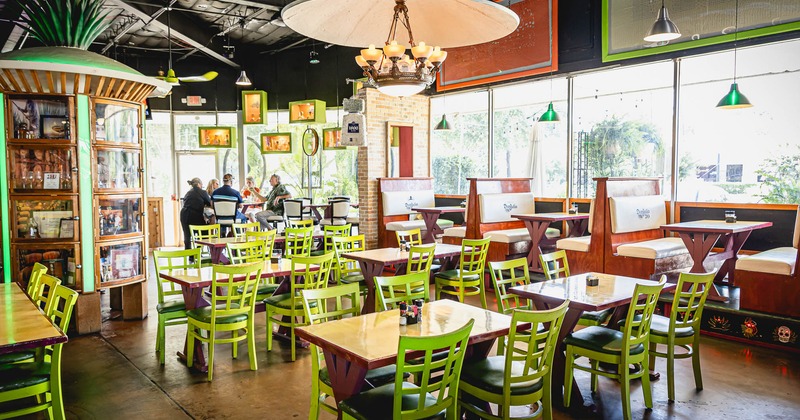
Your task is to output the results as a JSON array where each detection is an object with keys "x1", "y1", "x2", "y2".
[{"x1": 644, "y1": 0, "x2": 681, "y2": 43}]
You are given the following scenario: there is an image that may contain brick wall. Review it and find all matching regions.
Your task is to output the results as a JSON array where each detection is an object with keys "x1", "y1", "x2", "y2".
[{"x1": 356, "y1": 88, "x2": 430, "y2": 249}]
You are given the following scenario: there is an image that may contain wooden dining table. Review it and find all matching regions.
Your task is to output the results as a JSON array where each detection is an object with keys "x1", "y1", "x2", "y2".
[
  {"x1": 342, "y1": 243, "x2": 464, "y2": 314},
  {"x1": 295, "y1": 299, "x2": 523, "y2": 410},
  {"x1": 512, "y1": 212, "x2": 590, "y2": 272},
  {"x1": 509, "y1": 273, "x2": 676, "y2": 410},
  {"x1": 410, "y1": 206, "x2": 466, "y2": 243},
  {"x1": 158, "y1": 259, "x2": 310, "y2": 371},
  {"x1": 661, "y1": 219, "x2": 772, "y2": 301},
  {"x1": 195, "y1": 232, "x2": 325, "y2": 264},
  {"x1": 1, "y1": 283, "x2": 67, "y2": 355}
]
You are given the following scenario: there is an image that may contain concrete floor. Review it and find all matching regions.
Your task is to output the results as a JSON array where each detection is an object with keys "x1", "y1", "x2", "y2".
[{"x1": 10, "y1": 269, "x2": 800, "y2": 420}]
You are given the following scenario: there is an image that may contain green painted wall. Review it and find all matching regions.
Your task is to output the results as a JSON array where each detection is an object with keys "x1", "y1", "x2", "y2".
[
  {"x1": 0, "y1": 93, "x2": 9, "y2": 283},
  {"x1": 77, "y1": 95, "x2": 95, "y2": 293}
]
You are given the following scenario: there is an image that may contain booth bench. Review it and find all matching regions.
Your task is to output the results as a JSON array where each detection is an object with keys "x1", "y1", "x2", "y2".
[{"x1": 377, "y1": 178, "x2": 454, "y2": 248}]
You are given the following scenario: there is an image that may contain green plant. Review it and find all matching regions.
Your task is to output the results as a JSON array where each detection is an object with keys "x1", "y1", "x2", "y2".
[
  {"x1": 583, "y1": 116, "x2": 665, "y2": 178},
  {"x1": 17, "y1": 0, "x2": 110, "y2": 49},
  {"x1": 756, "y1": 146, "x2": 800, "y2": 204}
]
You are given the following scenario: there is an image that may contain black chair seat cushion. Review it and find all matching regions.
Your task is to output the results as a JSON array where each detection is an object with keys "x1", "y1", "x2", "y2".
[
  {"x1": 340, "y1": 273, "x2": 365, "y2": 284},
  {"x1": 564, "y1": 326, "x2": 645, "y2": 356},
  {"x1": 619, "y1": 314, "x2": 694, "y2": 338},
  {"x1": 460, "y1": 356, "x2": 544, "y2": 396},
  {"x1": 263, "y1": 293, "x2": 317, "y2": 309},
  {"x1": 434, "y1": 269, "x2": 479, "y2": 282},
  {"x1": 0, "y1": 351, "x2": 35, "y2": 365},
  {"x1": 156, "y1": 299, "x2": 186, "y2": 314},
  {"x1": 581, "y1": 308, "x2": 613, "y2": 322},
  {"x1": 186, "y1": 304, "x2": 247, "y2": 324},
  {"x1": 338, "y1": 382, "x2": 446, "y2": 420},
  {"x1": 237, "y1": 283, "x2": 279, "y2": 297},
  {"x1": 320, "y1": 364, "x2": 402, "y2": 388},
  {"x1": 0, "y1": 361, "x2": 50, "y2": 392}
]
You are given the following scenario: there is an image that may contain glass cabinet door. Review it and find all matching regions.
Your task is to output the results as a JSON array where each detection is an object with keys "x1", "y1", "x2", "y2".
[
  {"x1": 13, "y1": 244, "x2": 81, "y2": 290},
  {"x1": 93, "y1": 99, "x2": 141, "y2": 146},
  {"x1": 7, "y1": 96, "x2": 73, "y2": 143},
  {"x1": 95, "y1": 148, "x2": 141, "y2": 191},
  {"x1": 12, "y1": 196, "x2": 79, "y2": 241},
  {"x1": 96, "y1": 195, "x2": 143, "y2": 239},
  {"x1": 97, "y1": 239, "x2": 144, "y2": 287},
  {"x1": 8, "y1": 146, "x2": 76, "y2": 192}
]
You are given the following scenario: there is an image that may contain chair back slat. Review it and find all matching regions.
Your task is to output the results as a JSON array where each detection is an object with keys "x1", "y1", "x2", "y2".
[
  {"x1": 210, "y1": 262, "x2": 263, "y2": 317},
  {"x1": 227, "y1": 240, "x2": 268, "y2": 264},
  {"x1": 331, "y1": 235, "x2": 365, "y2": 281},
  {"x1": 285, "y1": 227, "x2": 314, "y2": 257},
  {"x1": 35, "y1": 274, "x2": 62, "y2": 312},
  {"x1": 44, "y1": 285, "x2": 79, "y2": 363},
  {"x1": 26, "y1": 262, "x2": 48, "y2": 299},
  {"x1": 396, "y1": 228, "x2": 423, "y2": 246},
  {"x1": 407, "y1": 244, "x2": 435, "y2": 274},
  {"x1": 622, "y1": 276, "x2": 666, "y2": 348},
  {"x1": 671, "y1": 271, "x2": 715, "y2": 331},
  {"x1": 291, "y1": 253, "x2": 335, "y2": 296},
  {"x1": 190, "y1": 224, "x2": 220, "y2": 245},
  {"x1": 245, "y1": 230, "x2": 277, "y2": 258},
  {"x1": 376, "y1": 272, "x2": 429, "y2": 311},
  {"x1": 287, "y1": 219, "x2": 314, "y2": 229},
  {"x1": 233, "y1": 222, "x2": 260, "y2": 238},
  {"x1": 539, "y1": 250, "x2": 570, "y2": 280},
  {"x1": 394, "y1": 319, "x2": 474, "y2": 419},
  {"x1": 322, "y1": 224, "x2": 352, "y2": 252},
  {"x1": 489, "y1": 258, "x2": 532, "y2": 314},
  {"x1": 153, "y1": 248, "x2": 201, "y2": 302},
  {"x1": 504, "y1": 301, "x2": 569, "y2": 393},
  {"x1": 460, "y1": 238, "x2": 491, "y2": 276}
]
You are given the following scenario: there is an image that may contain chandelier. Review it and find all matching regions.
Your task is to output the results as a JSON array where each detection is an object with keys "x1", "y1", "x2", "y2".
[{"x1": 354, "y1": 0, "x2": 447, "y2": 97}]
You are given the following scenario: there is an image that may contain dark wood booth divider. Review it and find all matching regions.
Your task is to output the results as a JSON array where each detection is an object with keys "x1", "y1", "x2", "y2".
[{"x1": 376, "y1": 177, "x2": 434, "y2": 248}]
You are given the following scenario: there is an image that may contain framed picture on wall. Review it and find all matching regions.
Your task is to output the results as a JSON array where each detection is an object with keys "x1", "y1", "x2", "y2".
[
  {"x1": 198, "y1": 127, "x2": 234, "y2": 148},
  {"x1": 322, "y1": 127, "x2": 344, "y2": 150},
  {"x1": 241, "y1": 90, "x2": 267, "y2": 125},
  {"x1": 261, "y1": 132, "x2": 292, "y2": 154},
  {"x1": 40, "y1": 115, "x2": 68, "y2": 139}
]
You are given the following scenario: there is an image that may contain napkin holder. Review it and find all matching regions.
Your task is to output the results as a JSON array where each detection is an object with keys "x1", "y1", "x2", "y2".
[{"x1": 586, "y1": 274, "x2": 599, "y2": 287}]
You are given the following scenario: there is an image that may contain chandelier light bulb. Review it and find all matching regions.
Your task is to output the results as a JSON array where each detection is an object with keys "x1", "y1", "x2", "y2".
[
  {"x1": 429, "y1": 46, "x2": 447, "y2": 64},
  {"x1": 362, "y1": 44, "x2": 382, "y2": 62},
  {"x1": 411, "y1": 41, "x2": 433, "y2": 59},
  {"x1": 355, "y1": 55, "x2": 368, "y2": 67},
  {"x1": 383, "y1": 40, "x2": 406, "y2": 59}
]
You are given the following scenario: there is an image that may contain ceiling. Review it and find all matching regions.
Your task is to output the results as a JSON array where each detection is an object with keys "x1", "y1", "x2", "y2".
[{"x1": 0, "y1": 0, "x2": 310, "y2": 69}]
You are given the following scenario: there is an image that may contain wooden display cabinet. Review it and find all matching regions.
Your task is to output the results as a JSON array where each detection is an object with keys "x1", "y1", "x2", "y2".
[
  {"x1": 10, "y1": 195, "x2": 80, "y2": 242},
  {"x1": 93, "y1": 148, "x2": 142, "y2": 192},
  {"x1": 12, "y1": 242, "x2": 82, "y2": 291},
  {"x1": 7, "y1": 145, "x2": 77, "y2": 193},
  {"x1": 94, "y1": 194, "x2": 144, "y2": 240},
  {"x1": 95, "y1": 238, "x2": 145, "y2": 289},
  {"x1": 92, "y1": 98, "x2": 142, "y2": 147},
  {"x1": 6, "y1": 95, "x2": 75, "y2": 145}
]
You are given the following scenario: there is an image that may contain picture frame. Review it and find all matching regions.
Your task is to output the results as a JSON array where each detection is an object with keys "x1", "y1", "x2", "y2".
[
  {"x1": 198, "y1": 126, "x2": 234, "y2": 148},
  {"x1": 289, "y1": 99, "x2": 326, "y2": 123},
  {"x1": 322, "y1": 127, "x2": 345, "y2": 150},
  {"x1": 260, "y1": 132, "x2": 293, "y2": 154},
  {"x1": 241, "y1": 90, "x2": 268, "y2": 125},
  {"x1": 40, "y1": 115, "x2": 68, "y2": 139}
]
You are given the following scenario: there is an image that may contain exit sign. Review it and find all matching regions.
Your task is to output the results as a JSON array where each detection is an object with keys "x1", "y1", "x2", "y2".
[{"x1": 184, "y1": 96, "x2": 205, "y2": 106}]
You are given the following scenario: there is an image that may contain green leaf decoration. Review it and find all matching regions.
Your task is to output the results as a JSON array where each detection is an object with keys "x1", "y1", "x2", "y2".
[{"x1": 16, "y1": 0, "x2": 111, "y2": 50}]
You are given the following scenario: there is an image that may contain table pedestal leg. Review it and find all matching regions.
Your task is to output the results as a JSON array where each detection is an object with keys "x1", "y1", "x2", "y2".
[
  {"x1": 420, "y1": 213, "x2": 442, "y2": 244},
  {"x1": 567, "y1": 219, "x2": 588, "y2": 237},
  {"x1": 676, "y1": 232, "x2": 736, "y2": 302},
  {"x1": 209, "y1": 247, "x2": 229, "y2": 265},
  {"x1": 324, "y1": 351, "x2": 368, "y2": 420},
  {"x1": 522, "y1": 220, "x2": 551, "y2": 273},
  {"x1": 358, "y1": 261, "x2": 385, "y2": 314},
  {"x1": 178, "y1": 286, "x2": 209, "y2": 372},
  {"x1": 534, "y1": 299, "x2": 583, "y2": 409}
]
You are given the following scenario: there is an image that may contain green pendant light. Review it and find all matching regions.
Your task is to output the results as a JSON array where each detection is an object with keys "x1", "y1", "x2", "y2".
[
  {"x1": 717, "y1": 0, "x2": 752, "y2": 109},
  {"x1": 434, "y1": 114, "x2": 452, "y2": 130},
  {"x1": 538, "y1": 102, "x2": 560, "y2": 123}
]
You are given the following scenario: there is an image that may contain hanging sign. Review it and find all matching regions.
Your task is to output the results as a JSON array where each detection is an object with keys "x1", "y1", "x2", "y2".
[{"x1": 341, "y1": 113, "x2": 366, "y2": 147}]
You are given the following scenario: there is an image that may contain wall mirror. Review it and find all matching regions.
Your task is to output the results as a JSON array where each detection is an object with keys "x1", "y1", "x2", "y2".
[{"x1": 386, "y1": 121, "x2": 414, "y2": 177}]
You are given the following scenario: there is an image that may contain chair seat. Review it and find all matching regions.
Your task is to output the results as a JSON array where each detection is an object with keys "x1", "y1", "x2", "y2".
[
  {"x1": 156, "y1": 299, "x2": 186, "y2": 314},
  {"x1": 340, "y1": 273, "x2": 365, "y2": 284},
  {"x1": 264, "y1": 294, "x2": 317, "y2": 309},
  {"x1": 483, "y1": 227, "x2": 561, "y2": 244},
  {"x1": 346, "y1": 216, "x2": 360, "y2": 225},
  {"x1": 0, "y1": 351, "x2": 35, "y2": 365},
  {"x1": 434, "y1": 269, "x2": 480, "y2": 282},
  {"x1": 581, "y1": 308, "x2": 613, "y2": 323},
  {"x1": 338, "y1": 382, "x2": 446, "y2": 420},
  {"x1": 320, "y1": 364, "x2": 399, "y2": 388},
  {"x1": 620, "y1": 314, "x2": 694, "y2": 338},
  {"x1": 442, "y1": 226, "x2": 465, "y2": 238},
  {"x1": 557, "y1": 236, "x2": 591, "y2": 253},
  {"x1": 186, "y1": 304, "x2": 247, "y2": 324},
  {"x1": 266, "y1": 215, "x2": 285, "y2": 221},
  {"x1": 564, "y1": 326, "x2": 645, "y2": 356},
  {"x1": 237, "y1": 284, "x2": 279, "y2": 296},
  {"x1": 616, "y1": 237, "x2": 688, "y2": 259},
  {"x1": 735, "y1": 247, "x2": 797, "y2": 276},
  {"x1": 0, "y1": 361, "x2": 50, "y2": 392},
  {"x1": 461, "y1": 356, "x2": 544, "y2": 396},
  {"x1": 319, "y1": 219, "x2": 348, "y2": 226}
]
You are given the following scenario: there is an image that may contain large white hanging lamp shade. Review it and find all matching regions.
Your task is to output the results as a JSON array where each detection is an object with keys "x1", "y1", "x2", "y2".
[{"x1": 281, "y1": 0, "x2": 520, "y2": 48}]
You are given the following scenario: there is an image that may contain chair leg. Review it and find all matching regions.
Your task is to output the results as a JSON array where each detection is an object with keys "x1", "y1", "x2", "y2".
[
  {"x1": 290, "y1": 325, "x2": 297, "y2": 362},
  {"x1": 248, "y1": 322, "x2": 258, "y2": 371},
  {"x1": 642, "y1": 354, "x2": 654, "y2": 410},
  {"x1": 186, "y1": 326, "x2": 195, "y2": 368},
  {"x1": 479, "y1": 286, "x2": 487, "y2": 310},
  {"x1": 232, "y1": 330, "x2": 239, "y2": 359},
  {"x1": 563, "y1": 346, "x2": 574, "y2": 408},
  {"x1": 266, "y1": 309, "x2": 273, "y2": 352},
  {"x1": 648, "y1": 342, "x2": 657, "y2": 376},
  {"x1": 158, "y1": 316, "x2": 166, "y2": 365},
  {"x1": 590, "y1": 359, "x2": 599, "y2": 393},
  {"x1": 541, "y1": 381, "x2": 553, "y2": 420},
  {"x1": 667, "y1": 342, "x2": 676, "y2": 402},
  {"x1": 310, "y1": 380, "x2": 321, "y2": 420},
  {"x1": 52, "y1": 363, "x2": 65, "y2": 420},
  {"x1": 207, "y1": 332, "x2": 215, "y2": 382},
  {"x1": 692, "y1": 336, "x2": 703, "y2": 391},
  {"x1": 620, "y1": 362, "x2": 632, "y2": 420}
]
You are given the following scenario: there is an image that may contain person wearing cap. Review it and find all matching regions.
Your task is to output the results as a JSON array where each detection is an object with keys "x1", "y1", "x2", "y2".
[
  {"x1": 180, "y1": 177, "x2": 211, "y2": 250},
  {"x1": 252, "y1": 174, "x2": 292, "y2": 229},
  {"x1": 211, "y1": 173, "x2": 247, "y2": 223},
  {"x1": 241, "y1": 176, "x2": 261, "y2": 201}
]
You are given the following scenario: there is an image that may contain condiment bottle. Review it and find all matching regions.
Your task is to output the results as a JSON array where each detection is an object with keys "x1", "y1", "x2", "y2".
[{"x1": 399, "y1": 302, "x2": 407, "y2": 326}]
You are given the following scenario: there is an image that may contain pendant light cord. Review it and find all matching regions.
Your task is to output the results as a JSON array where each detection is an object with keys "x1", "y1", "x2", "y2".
[
  {"x1": 167, "y1": 0, "x2": 172, "y2": 70},
  {"x1": 733, "y1": 0, "x2": 739, "y2": 83}
]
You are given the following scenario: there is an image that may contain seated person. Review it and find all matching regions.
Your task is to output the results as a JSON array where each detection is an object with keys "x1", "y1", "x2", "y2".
[
  {"x1": 211, "y1": 173, "x2": 247, "y2": 223},
  {"x1": 204, "y1": 178, "x2": 219, "y2": 223},
  {"x1": 253, "y1": 174, "x2": 292, "y2": 229},
  {"x1": 241, "y1": 176, "x2": 262, "y2": 202}
]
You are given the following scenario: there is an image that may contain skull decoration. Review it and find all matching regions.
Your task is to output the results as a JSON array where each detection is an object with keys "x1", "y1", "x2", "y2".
[{"x1": 774, "y1": 325, "x2": 795, "y2": 344}]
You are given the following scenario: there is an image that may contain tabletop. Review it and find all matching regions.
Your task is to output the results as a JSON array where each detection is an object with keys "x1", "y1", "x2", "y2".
[
  {"x1": 342, "y1": 243, "x2": 464, "y2": 266},
  {"x1": 510, "y1": 272, "x2": 676, "y2": 312},
  {"x1": 0, "y1": 283, "x2": 67, "y2": 355},
  {"x1": 158, "y1": 259, "x2": 313, "y2": 288},
  {"x1": 661, "y1": 220, "x2": 773, "y2": 234},
  {"x1": 195, "y1": 233, "x2": 324, "y2": 248},
  {"x1": 296, "y1": 300, "x2": 518, "y2": 370},
  {"x1": 512, "y1": 212, "x2": 590, "y2": 222},
  {"x1": 411, "y1": 206, "x2": 466, "y2": 214}
]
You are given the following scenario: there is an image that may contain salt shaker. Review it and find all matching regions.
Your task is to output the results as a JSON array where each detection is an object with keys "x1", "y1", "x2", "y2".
[{"x1": 399, "y1": 302, "x2": 408, "y2": 326}]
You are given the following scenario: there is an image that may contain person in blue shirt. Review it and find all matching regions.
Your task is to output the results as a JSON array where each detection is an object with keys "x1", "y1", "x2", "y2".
[{"x1": 211, "y1": 173, "x2": 248, "y2": 223}]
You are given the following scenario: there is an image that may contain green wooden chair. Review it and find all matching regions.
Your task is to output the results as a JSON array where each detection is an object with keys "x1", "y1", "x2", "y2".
[
  {"x1": 540, "y1": 250, "x2": 613, "y2": 327},
  {"x1": 33, "y1": 274, "x2": 61, "y2": 312},
  {"x1": 435, "y1": 237, "x2": 491, "y2": 309},
  {"x1": 407, "y1": 243, "x2": 436, "y2": 274},
  {"x1": 648, "y1": 271, "x2": 715, "y2": 402},
  {"x1": 265, "y1": 252, "x2": 335, "y2": 361},
  {"x1": 395, "y1": 228, "x2": 423, "y2": 246},
  {"x1": 227, "y1": 240, "x2": 279, "y2": 303},
  {"x1": 375, "y1": 272, "x2": 430, "y2": 311},
  {"x1": 331, "y1": 235, "x2": 367, "y2": 290},
  {"x1": 564, "y1": 276, "x2": 666, "y2": 420},
  {"x1": 311, "y1": 224, "x2": 352, "y2": 256},
  {"x1": 232, "y1": 222, "x2": 261, "y2": 238},
  {"x1": 0, "y1": 285, "x2": 78, "y2": 419},
  {"x1": 152, "y1": 248, "x2": 200, "y2": 365},
  {"x1": 284, "y1": 226, "x2": 314, "y2": 258},
  {"x1": 245, "y1": 229, "x2": 277, "y2": 257},
  {"x1": 25, "y1": 262, "x2": 48, "y2": 299},
  {"x1": 488, "y1": 258, "x2": 534, "y2": 355},
  {"x1": 339, "y1": 319, "x2": 475, "y2": 420},
  {"x1": 186, "y1": 262, "x2": 263, "y2": 381},
  {"x1": 190, "y1": 223, "x2": 220, "y2": 266},
  {"x1": 459, "y1": 300, "x2": 570, "y2": 420}
]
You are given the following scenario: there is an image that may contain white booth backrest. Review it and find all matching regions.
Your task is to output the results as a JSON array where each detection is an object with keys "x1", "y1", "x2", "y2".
[
  {"x1": 479, "y1": 192, "x2": 536, "y2": 223},
  {"x1": 382, "y1": 190, "x2": 436, "y2": 216},
  {"x1": 608, "y1": 195, "x2": 667, "y2": 234}
]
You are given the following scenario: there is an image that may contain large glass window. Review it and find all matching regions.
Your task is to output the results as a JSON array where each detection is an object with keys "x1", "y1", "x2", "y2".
[
  {"x1": 572, "y1": 62, "x2": 674, "y2": 198},
  {"x1": 492, "y1": 79, "x2": 568, "y2": 197},
  {"x1": 175, "y1": 112, "x2": 239, "y2": 193},
  {"x1": 144, "y1": 112, "x2": 173, "y2": 198},
  {"x1": 677, "y1": 39, "x2": 800, "y2": 203},
  {"x1": 430, "y1": 91, "x2": 489, "y2": 194}
]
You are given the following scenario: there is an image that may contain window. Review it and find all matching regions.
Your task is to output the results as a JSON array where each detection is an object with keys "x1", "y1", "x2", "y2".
[
  {"x1": 144, "y1": 112, "x2": 173, "y2": 198},
  {"x1": 430, "y1": 91, "x2": 489, "y2": 194}
]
